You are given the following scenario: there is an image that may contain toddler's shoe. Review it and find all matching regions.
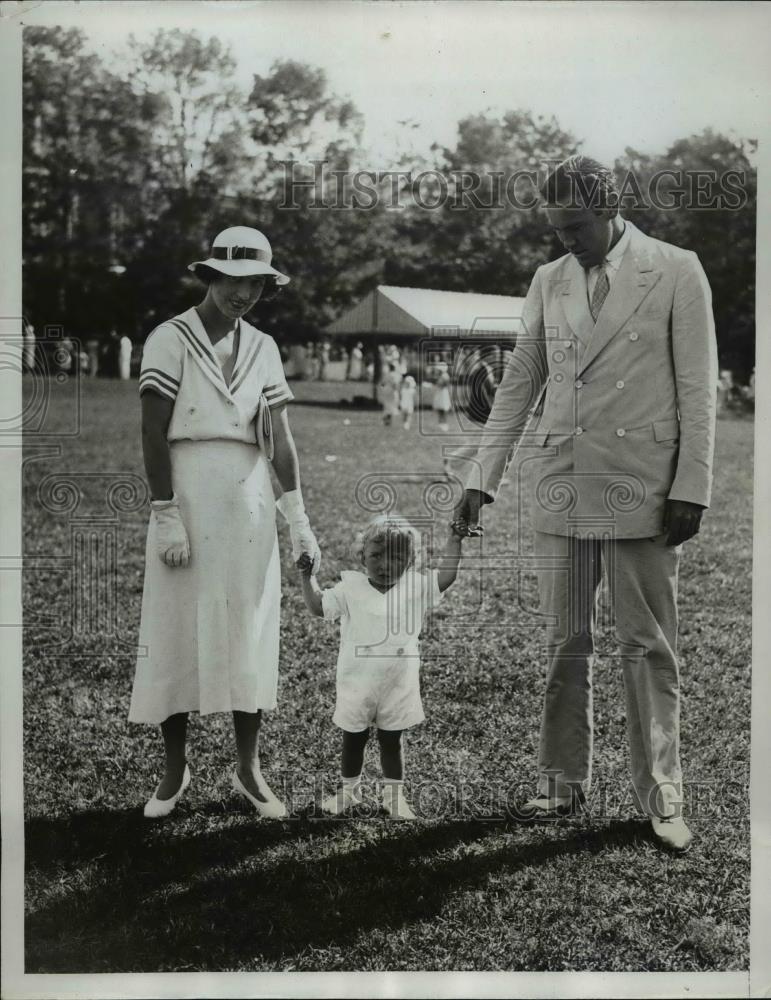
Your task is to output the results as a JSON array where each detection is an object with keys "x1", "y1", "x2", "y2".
[
  {"x1": 143, "y1": 764, "x2": 191, "y2": 819},
  {"x1": 321, "y1": 781, "x2": 362, "y2": 816},
  {"x1": 232, "y1": 768, "x2": 287, "y2": 819},
  {"x1": 382, "y1": 781, "x2": 417, "y2": 821}
]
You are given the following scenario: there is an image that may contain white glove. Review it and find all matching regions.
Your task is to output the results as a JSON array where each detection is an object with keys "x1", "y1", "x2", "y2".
[
  {"x1": 151, "y1": 494, "x2": 191, "y2": 568},
  {"x1": 276, "y1": 489, "x2": 321, "y2": 574}
]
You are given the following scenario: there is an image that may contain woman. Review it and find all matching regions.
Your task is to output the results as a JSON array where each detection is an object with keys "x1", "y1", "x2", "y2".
[
  {"x1": 442, "y1": 346, "x2": 501, "y2": 481},
  {"x1": 129, "y1": 226, "x2": 320, "y2": 819},
  {"x1": 431, "y1": 362, "x2": 452, "y2": 431},
  {"x1": 379, "y1": 362, "x2": 402, "y2": 426}
]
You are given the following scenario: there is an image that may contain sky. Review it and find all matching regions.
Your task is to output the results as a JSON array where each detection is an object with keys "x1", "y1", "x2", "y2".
[{"x1": 17, "y1": 0, "x2": 771, "y2": 167}]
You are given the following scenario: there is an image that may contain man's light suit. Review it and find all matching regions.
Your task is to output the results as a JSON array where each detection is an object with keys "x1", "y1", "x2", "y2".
[{"x1": 471, "y1": 220, "x2": 718, "y2": 814}]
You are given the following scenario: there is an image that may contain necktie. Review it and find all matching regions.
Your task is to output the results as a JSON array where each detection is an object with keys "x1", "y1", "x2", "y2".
[{"x1": 590, "y1": 265, "x2": 610, "y2": 322}]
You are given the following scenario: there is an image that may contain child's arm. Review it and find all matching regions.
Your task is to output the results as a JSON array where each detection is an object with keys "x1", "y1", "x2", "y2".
[
  {"x1": 435, "y1": 524, "x2": 464, "y2": 593},
  {"x1": 296, "y1": 552, "x2": 324, "y2": 616}
]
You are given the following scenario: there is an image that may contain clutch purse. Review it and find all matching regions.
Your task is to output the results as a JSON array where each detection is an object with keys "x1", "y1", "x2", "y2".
[{"x1": 254, "y1": 393, "x2": 274, "y2": 460}]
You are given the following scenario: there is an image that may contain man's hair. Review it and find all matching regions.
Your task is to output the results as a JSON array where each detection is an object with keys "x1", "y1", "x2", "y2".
[{"x1": 539, "y1": 155, "x2": 619, "y2": 213}]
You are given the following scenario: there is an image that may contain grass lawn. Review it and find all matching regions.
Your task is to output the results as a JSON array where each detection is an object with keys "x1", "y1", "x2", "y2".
[{"x1": 22, "y1": 376, "x2": 752, "y2": 973}]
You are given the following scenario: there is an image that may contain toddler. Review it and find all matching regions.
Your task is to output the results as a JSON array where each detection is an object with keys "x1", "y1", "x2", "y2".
[{"x1": 297, "y1": 514, "x2": 465, "y2": 819}]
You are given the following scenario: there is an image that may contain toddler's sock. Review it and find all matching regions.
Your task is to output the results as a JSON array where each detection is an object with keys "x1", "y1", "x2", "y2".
[{"x1": 382, "y1": 779, "x2": 417, "y2": 821}]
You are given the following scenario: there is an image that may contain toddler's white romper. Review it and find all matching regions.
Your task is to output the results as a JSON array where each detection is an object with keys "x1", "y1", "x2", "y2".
[{"x1": 321, "y1": 568, "x2": 442, "y2": 732}]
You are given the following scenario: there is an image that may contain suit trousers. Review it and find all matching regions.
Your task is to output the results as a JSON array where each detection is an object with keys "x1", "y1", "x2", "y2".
[{"x1": 534, "y1": 530, "x2": 683, "y2": 818}]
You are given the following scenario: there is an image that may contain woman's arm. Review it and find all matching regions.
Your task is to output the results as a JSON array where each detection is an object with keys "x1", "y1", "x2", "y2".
[
  {"x1": 435, "y1": 529, "x2": 463, "y2": 593},
  {"x1": 141, "y1": 392, "x2": 174, "y2": 500},
  {"x1": 269, "y1": 403, "x2": 301, "y2": 493},
  {"x1": 270, "y1": 403, "x2": 321, "y2": 571}
]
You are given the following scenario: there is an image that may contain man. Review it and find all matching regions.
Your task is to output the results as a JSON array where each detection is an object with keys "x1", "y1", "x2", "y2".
[{"x1": 455, "y1": 155, "x2": 717, "y2": 851}]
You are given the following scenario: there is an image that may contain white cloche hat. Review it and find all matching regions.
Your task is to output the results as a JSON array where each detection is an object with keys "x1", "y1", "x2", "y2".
[{"x1": 188, "y1": 226, "x2": 290, "y2": 284}]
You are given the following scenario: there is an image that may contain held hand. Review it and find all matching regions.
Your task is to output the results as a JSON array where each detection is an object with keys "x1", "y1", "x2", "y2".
[
  {"x1": 452, "y1": 489, "x2": 489, "y2": 537},
  {"x1": 663, "y1": 499, "x2": 704, "y2": 546},
  {"x1": 151, "y1": 495, "x2": 191, "y2": 568},
  {"x1": 296, "y1": 552, "x2": 314, "y2": 575},
  {"x1": 277, "y1": 489, "x2": 321, "y2": 574},
  {"x1": 289, "y1": 524, "x2": 321, "y2": 575}
]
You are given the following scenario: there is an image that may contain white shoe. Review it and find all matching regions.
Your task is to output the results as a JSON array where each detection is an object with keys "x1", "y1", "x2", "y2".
[
  {"x1": 143, "y1": 764, "x2": 191, "y2": 819},
  {"x1": 232, "y1": 768, "x2": 287, "y2": 819},
  {"x1": 382, "y1": 783, "x2": 417, "y2": 820},
  {"x1": 651, "y1": 816, "x2": 693, "y2": 853},
  {"x1": 321, "y1": 782, "x2": 362, "y2": 816}
]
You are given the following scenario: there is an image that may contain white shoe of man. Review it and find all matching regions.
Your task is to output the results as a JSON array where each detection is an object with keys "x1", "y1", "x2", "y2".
[{"x1": 650, "y1": 816, "x2": 693, "y2": 853}]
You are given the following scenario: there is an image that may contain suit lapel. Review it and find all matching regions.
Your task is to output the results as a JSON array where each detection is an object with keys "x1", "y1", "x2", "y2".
[
  {"x1": 553, "y1": 256, "x2": 595, "y2": 347},
  {"x1": 577, "y1": 228, "x2": 661, "y2": 375}
]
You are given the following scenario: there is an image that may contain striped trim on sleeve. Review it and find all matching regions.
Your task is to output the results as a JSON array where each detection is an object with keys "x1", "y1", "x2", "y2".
[
  {"x1": 263, "y1": 381, "x2": 294, "y2": 407},
  {"x1": 139, "y1": 367, "x2": 180, "y2": 402}
]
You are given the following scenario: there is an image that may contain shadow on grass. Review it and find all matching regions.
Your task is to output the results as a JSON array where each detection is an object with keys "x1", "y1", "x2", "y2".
[{"x1": 25, "y1": 807, "x2": 650, "y2": 973}]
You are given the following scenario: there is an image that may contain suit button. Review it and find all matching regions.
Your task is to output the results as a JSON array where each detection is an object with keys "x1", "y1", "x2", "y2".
[
  {"x1": 575, "y1": 379, "x2": 583, "y2": 389},
  {"x1": 629, "y1": 332, "x2": 639, "y2": 342},
  {"x1": 616, "y1": 380, "x2": 625, "y2": 389},
  {"x1": 554, "y1": 373, "x2": 563, "y2": 382},
  {"x1": 564, "y1": 340, "x2": 573, "y2": 349},
  {"x1": 575, "y1": 426, "x2": 584, "y2": 436},
  {"x1": 616, "y1": 428, "x2": 626, "y2": 437}
]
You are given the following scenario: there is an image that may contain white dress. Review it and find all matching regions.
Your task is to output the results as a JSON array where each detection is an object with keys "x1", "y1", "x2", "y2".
[
  {"x1": 380, "y1": 370, "x2": 402, "y2": 418},
  {"x1": 321, "y1": 568, "x2": 442, "y2": 732},
  {"x1": 129, "y1": 307, "x2": 293, "y2": 723},
  {"x1": 399, "y1": 383, "x2": 417, "y2": 415},
  {"x1": 432, "y1": 373, "x2": 452, "y2": 413}
]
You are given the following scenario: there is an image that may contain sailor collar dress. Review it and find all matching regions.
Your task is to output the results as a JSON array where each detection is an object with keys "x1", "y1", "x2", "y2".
[{"x1": 129, "y1": 307, "x2": 293, "y2": 724}]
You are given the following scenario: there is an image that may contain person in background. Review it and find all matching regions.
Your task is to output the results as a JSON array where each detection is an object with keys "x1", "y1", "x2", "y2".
[
  {"x1": 399, "y1": 374, "x2": 418, "y2": 429},
  {"x1": 443, "y1": 346, "x2": 500, "y2": 481},
  {"x1": 119, "y1": 334, "x2": 133, "y2": 380},
  {"x1": 318, "y1": 340, "x2": 330, "y2": 381},
  {"x1": 380, "y1": 362, "x2": 402, "y2": 426},
  {"x1": 22, "y1": 318, "x2": 36, "y2": 373},
  {"x1": 432, "y1": 363, "x2": 452, "y2": 431},
  {"x1": 347, "y1": 341, "x2": 364, "y2": 381}
]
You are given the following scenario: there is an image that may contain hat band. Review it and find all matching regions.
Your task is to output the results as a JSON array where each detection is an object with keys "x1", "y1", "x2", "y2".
[{"x1": 211, "y1": 245, "x2": 271, "y2": 263}]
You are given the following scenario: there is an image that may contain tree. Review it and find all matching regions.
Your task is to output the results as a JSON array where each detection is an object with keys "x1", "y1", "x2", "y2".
[
  {"x1": 125, "y1": 30, "x2": 248, "y2": 195},
  {"x1": 23, "y1": 26, "x2": 158, "y2": 337},
  {"x1": 616, "y1": 131, "x2": 756, "y2": 377},
  {"x1": 385, "y1": 110, "x2": 579, "y2": 296}
]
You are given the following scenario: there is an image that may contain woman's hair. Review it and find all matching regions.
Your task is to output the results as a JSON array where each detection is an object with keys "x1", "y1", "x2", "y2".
[
  {"x1": 352, "y1": 514, "x2": 422, "y2": 571},
  {"x1": 191, "y1": 265, "x2": 283, "y2": 302}
]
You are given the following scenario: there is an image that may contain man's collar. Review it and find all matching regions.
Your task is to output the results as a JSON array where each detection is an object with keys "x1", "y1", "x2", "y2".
[{"x1": 605, "y1": 220, "x2": 630, "y2": 266}]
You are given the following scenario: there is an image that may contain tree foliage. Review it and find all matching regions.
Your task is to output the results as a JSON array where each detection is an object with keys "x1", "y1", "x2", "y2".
[
  {"x1": 616, "y1": 132, "x2": 756, "y2": 378},
  {"x1": 22, "y1": 29, "x2": 756, "y2": 376}
]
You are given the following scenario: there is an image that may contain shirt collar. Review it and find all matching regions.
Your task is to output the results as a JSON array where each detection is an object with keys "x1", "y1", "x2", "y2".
[{"x1": 602, "y1": 220, "x2": 631, "y2": 270}]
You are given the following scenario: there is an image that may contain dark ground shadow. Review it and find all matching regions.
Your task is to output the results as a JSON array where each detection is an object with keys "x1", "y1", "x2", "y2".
[{"x1": 25, "y1": 807, "x2": 650, "y2": 972}]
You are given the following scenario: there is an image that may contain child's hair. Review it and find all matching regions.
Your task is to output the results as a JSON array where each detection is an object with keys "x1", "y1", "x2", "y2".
[{"x1": 352, "y1": 514, "x2": 423, "y2": 572}]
